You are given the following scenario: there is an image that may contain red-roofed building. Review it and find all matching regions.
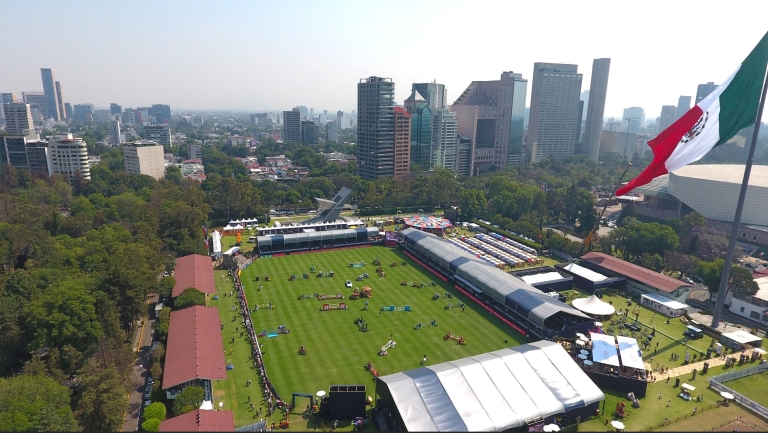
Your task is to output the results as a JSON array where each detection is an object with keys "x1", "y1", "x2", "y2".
[
  {"x1": 173, "y1": 254, "x2": 215, "y2": 298},
  {"x1": 162, "y1": 306, "x2": 227, "y2": 401},
  {"x1": 159, "y1": 410, "x2": 235, "y2": 432},
  {"x1": 580, "y1": 252, "x2": 692, "y2": 301}
]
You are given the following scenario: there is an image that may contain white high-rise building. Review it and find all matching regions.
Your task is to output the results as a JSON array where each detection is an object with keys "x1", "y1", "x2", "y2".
[
  {"x1": 326, "y1": 120, "x2": 339, "y2": 142},
  {"x1": 123, "y1": 140, "x2": 165, "y2": 179},
  {"x1": 49, "y1": 134, "x2": 90, "y2": 183},
  {"x1": 2, "y1": 103, "x2": 34, "y2": 135},
  {"x1": 122, "y1": 109, "x2": 136, "y2": 125},
  {"x1": 108, "y1": 120, "x2": 123, "y2": 144},
  {"x1": 431, "y1": 109, "x2": 458, "y2": 170}
]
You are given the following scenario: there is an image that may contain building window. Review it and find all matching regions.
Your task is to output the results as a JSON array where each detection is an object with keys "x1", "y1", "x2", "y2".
[
  {"x1": 742, "y1": 232, "x2": 747, "y2": 238},
  {"x1": 740, "y1": 306, "x2": 745, "y2": 312},
  {"x1": 750, "y1": 311, "x2": 760, "y2": 320}
]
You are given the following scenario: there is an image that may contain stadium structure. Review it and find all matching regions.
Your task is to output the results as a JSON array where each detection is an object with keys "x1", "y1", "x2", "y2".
[{"x1": 627, "y1": 164, "x2": 768, "y2": 248}]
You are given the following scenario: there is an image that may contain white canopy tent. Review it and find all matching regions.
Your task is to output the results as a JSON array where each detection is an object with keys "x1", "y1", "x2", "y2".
[
  {"x1": 562, "y1": 263, "x2": 608, "y2": 282},
  {"x1": 222, "y1": 224, "x2": 235, "y2": 232},
  {"x1": 616, "y1": 336, "x2": 645, "y2": 370},
  {"x1": 590, "y1": 333, "x2": 620, "y2": 367},
  {"x1": 640, "y1": 292, "x2": 688, "y2": 317},
  {"x1": 572, "y1": 295, "x2": 616, "y2": 316}
]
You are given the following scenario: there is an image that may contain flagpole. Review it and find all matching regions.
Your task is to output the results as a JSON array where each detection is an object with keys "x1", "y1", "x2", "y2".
[{"x1": 710, "y1": 68, "x2": 768, "y2": 329}]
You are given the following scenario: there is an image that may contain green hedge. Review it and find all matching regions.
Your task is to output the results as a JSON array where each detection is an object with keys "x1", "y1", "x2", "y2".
[
  {"x1": 470, "y1": 220, "x2": 543, "y2": 249},
  {"x1": 359, "y1": 206, "x2": 435, "y2": 217}
]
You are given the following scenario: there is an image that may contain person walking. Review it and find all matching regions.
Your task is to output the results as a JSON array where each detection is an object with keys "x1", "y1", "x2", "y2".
[
  {"x1": 667, "y1": 399, "x2": 672, "y2": 407},
  {"x1": 422, "y1": 354, "x2": 427, "y2": 365}
]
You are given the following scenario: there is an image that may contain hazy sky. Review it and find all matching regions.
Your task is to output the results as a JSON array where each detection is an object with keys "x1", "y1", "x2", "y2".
[{"x1": 1, "y1": 0, "x2": 767, "y2": 120}]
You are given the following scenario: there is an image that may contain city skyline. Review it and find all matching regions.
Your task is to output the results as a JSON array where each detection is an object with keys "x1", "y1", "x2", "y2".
[{"x1": 1, "y1": 1, "x2": 766, "y2": 121}]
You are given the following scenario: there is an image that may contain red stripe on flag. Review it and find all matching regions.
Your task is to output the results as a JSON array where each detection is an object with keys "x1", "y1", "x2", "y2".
[{"x1": 616, "y1": 106, "x2": 703, "y2": 196}]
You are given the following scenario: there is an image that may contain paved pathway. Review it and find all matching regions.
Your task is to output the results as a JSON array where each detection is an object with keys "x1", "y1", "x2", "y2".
[
  {"x1": 644, "y1": 348, "x2": 758, "y2": 382},
  {"x1": 122, "y1": 294, "x2": 158, "y2": 432}
]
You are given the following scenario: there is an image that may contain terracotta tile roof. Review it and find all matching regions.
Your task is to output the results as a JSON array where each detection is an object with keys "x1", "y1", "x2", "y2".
[
  {"x1": 580, "y1": 252, "x2": 692, "y2": 293},
  {"x1": 173, "y1": 254, "x2": 215, "y2": 298},
  {"x1": 162, "y1": 306, "x2": 226, "y2": 389},
  {"x1": 159, "y1": 410, "x2": 235, "y2": 432}
]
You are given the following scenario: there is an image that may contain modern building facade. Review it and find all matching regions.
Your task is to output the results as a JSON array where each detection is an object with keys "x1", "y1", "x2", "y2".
[
  {"x1": 300, "y1": 120, "x2": 319, "y2": 145},
  {"x1": 657, "y1": 105, "x2": 677, "y2": 135},
  {"x1": 675, "y1": 95, "x2": 691, "y2": 120},
  {"x1": 326, "y1": 120, "x2": 339, "y2": 142},
  {"x1": 22, "y1": 92, "x2": 47, "y2": 122},
  {"x1": 283, "y1": 108, "x2": 301, "y2": 142},
  {"x1": 404, "y1": 88, "x2": 432, "y2": 168},
  {"x1": 64, "y1": 103, "x2": 73, "y2": 119},
  {"x1": 411, "y1": 81, "x2": 446, "y2": 110},
  {"x1": 451, "y1": 72, "x2": 521, "y2": 174},
  {"x1": 393, "y1": 106, "x2": 411, "y2": 180},
  {"x1": 144, "y1": 124, "x2": 172, "y2": 146},
  {"x1": 527, "y1": 63, "x2": 583, "y2": 162},
  {"x1": 93, "y1": 110, "x2": 111, "y2": 123},
  {"x1": 123, "y1": 140, "x2": 165, "y2": 179},
  {"x1": 696, "y1": 82, "x2": 718, "y2": 104},
  {"x1": 54, "y1": 82, "x2": 66, "y2": 120},
  {"x1": 1, "y1": 133, "x2": 52, "y2": 177},
  {"x1": 108, "y1": 120, "x2": 123, "y2": 144},
  {"x1": 110, "y1": 103, "x2": 122, "y2": 115},
  {"x1": 40, "y1": 68, "x2": 61, "y2": 121},
  {"x1": 49, "y1": 134, "x2": 91, "y2": 183},
  {"x1": 73, "y1": 104, "x2": 94, "y2": 122},
  {"x1": 622, "y1": 107, "x2": 645, "y2": 133},
  {"x1": 188, "y1": 142, "x2": 203, "y2": 160},
  {"x1": 2, "y1": 103, "x2": 34, "y2": 135},
  {"x1": 122, "y1": 109, "x2": 136, "y2": 125},
  {"x1": 583, "y1": 58, "x2": 611, "y2": 162},
  {"x1": 456, "y1": 135, "x2": 472, "y2": 177},
  {"x1": 431, "y1": 108, "x2": 458, "y2": 170},
  {"x1": 1, "y1": 93, "x2": 19, "y2": 104},
  {"x1": 151, "y1": 104, "x2": 171, "y2": 124},
  {"x1": 357, "y1": 76, "x2": 395, "y2": 180},
  {"x1": 508, "y1": 74, "x2": 528, "y2": 167}
]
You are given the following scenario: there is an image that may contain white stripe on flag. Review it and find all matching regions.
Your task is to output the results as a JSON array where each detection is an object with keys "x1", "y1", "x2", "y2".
[{"x1": 665, "y1": 68, "x2": 738, "y2": 172}]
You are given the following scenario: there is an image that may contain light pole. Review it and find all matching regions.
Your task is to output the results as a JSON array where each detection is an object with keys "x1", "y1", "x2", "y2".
[{"x1": 624, "y1": 117, "x2": 633, "y2": 156}]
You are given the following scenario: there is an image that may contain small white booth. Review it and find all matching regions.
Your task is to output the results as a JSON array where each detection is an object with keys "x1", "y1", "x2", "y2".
[
  {"x1": 720, "y1": 329, "x2": 763, "y2": 351},
  {"x1": 640, "y1": 292, "x2": 688, "y2": 317}
]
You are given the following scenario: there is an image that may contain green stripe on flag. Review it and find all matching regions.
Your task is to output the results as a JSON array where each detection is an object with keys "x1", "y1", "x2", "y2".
[{"x1": 716, "y1": 31, "x2": 768, "y2": 147}]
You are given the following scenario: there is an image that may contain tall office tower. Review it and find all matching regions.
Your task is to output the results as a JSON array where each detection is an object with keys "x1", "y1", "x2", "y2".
[
  {"x1": 404, "y1": 87, "x2": 432, "y2": 168},
  {"x1": 283, "y1": 108, "x2": 301, "y2": 142},
  {"x1": 73, "y1": 104, "x2": 94, "y2": 122},
  {"x1": 675, "y1": 95, "x2": 691, "y2": 120},
  {"x1": 122, "y1": 109, "x2": 136, "y2": 125},
  {"x1": 54, "y1": 82, "x2": 66, "y2": 119},
  {"x1": 1, "y1": 134, "x2": 51, "y2": 177},
  {"x1": 40, "y1": 69, "x2": 61, "y2": 121},
  {"x1": 580, "y1": 90, "x2": 590, "y2": 121},
  {"x1": 93, "y1": 110, "x2": 111, "y2": 123},
  {"x1": 337, "y1": 110, "x2": 343, "y2": 124},
  {"x1": 23, "y1": 92, "x2": 47, "y2": 121},
  {"x1": 300, "y1": 121, "x2": 319, "y2": 145},
  {"x1": 393, "y1": 106, "x2": 411, "y2": 180},
  {"x1": 451, "y1": 72, "x2": 520, "y2": 174},
  {"x1": 297, "y1": 106, "x2": 309, "y2": 120},
  {"x1": 137, "y1": 108, "x2": 150, "y2": 124},
  {"x1": 456, "y1": 135, "x2": 472, "y2": 177},
  {"x1": 144, "y1": 124, "x2": 172, "y2": 146},
  {"x1": 2, "y1": 103, "x2": 34, "y2": 134},
  {"x1": 326, "y1": 120, "x2": 339, "y2": 141},
  {"x1": 123, "y1": 140, "x2": 165, "y2": 179},
  {"x1": 64, "y1": 103, "x2": 73, "y2": 119},
  {"x1": 507, "y1": 73, "x2": 528, "y2": 167},
  {"x1": 188, "y1": 142, "x2": 203, "y2": 160},
  {"x1": 657, "y1": 105, "x2": 677, "y2": 134},
  {"x1": 696, "y1": 82, "x2": 718, "y2": 104},
  {"x1": 108, "y1": 120, "x2": 123, "y2": 144},
  {"x1": 357, "y1": 76, "x2": 395, "y2": 180},
  {"x1": 431, "y1": 108, "x2": 458, "y2": 170},
  {"x1": 527, "y1": 63, "x2": 583, "y2": 163},
  {"x1": 1, "y1": 93, "x2": 19, "y2": 104},
  {"x1": 49, "y1": 134, "x2": 91, "y2": 183},
  {"x1": 110, "y1": 103, "x2": 123, "y2": 115},
  {"x1": 622, "y1": 107, "x2": 645, "y2": 133},
  {"x1": 583, "y1": 58, "x2": 611, "y2": 162},
  {"x1": 309, "y1": 108, "x2": 314, "y2": 120},
  {"x1": 150, "y1": 104, "x2": 171, "y2": 124},
  {"x1": 412, "y1": 81, "x2": 447, "y2": 110}
]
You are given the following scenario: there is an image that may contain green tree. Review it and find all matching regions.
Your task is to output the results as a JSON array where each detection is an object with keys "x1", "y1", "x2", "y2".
[
  {"x1": 143, "y1": 402, "x2": 167, "y2": 422},
  {"x1": 459, "y1": 189, "x2": 486, "y2": 220},
  {"x1": 0, "y1": 375, "x2": 81, "y2": 432},
  {"x1": 74, "y1": 362, "x2": 127, "y2": 432},
  {"x1": 641, "y1": 253, "x2": 664, "y2": 272},
  {"x1": 698, "y1": 259, "x2": 759, "y2": 299},
  {"x1": 174, "y1": 287, "x2": 205, "y2": 310},
  {"x1": 173, "y1": 385, "x2": 204, "y2": 415},
  {"x1": 142, "y1": 418, "x2": 161, "y2": 432},
  {"x1": 156, "y1": 276, "x2": 176, "y2": 301}
]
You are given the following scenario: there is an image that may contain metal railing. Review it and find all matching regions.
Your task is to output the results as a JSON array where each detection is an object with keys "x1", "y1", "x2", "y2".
[{"x1": 708, "y1": 363, "x2": 768, "y2": 420}]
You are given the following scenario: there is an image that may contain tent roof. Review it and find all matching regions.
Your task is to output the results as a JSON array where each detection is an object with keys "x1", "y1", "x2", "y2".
[
  {"x1": 616, "y1": 336, "x2": 645, "y2": 369},
  {"x1": 640, "y1": 292, "x2": 688, "y2": 310},
  {"x1": 378, "y1": 340, "x2": 604, "y2": 431},
  {"x1": 572, "y1": 295, "x2": 616, "y2": 316},
  {"x1": 722, "y1": 329, "x2": 762, "y2": 345},
  {"x1": 590, "y1": 333, "x2": 620, "y2": 367},
  {"x1": 561, "y1": 263, "x2": 608, "y2": 282}
]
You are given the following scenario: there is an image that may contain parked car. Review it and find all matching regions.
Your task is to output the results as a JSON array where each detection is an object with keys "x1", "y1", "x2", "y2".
[
  {"x1": 151, "y1": 341, "x2": 159, "y2": 351},
  {"x1": 144, "y1": 383, "x2": 153, "y2": 399},
  {"x1": 682, "y1": 277, "x2": 694, "y2": 284},
  {"x1": 345, "y1": 280, "x2": 352, "y2": 288}
]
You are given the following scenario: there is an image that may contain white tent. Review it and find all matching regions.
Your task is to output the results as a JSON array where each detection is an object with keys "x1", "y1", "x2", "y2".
[
  {"x1": 233, "y1": 224, "x2": 244, "y2": 230},
  {"x1": 572, "y1": 295, "x2": 616, "y2": 316},
  {"x1": 223, "y1": 225, "x2": 235, "y2": 232},
  {"x1": 616, "y1": 336, "x2": 645, "y2": 369},
  {"x1": 590, "y1": 333, "x2": 620, "y2": 367}
]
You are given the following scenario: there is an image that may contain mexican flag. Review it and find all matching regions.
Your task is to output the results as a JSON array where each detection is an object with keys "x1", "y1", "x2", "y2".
[{"x1": 617, "y1": 31, "x2": 768, "y2": 196}]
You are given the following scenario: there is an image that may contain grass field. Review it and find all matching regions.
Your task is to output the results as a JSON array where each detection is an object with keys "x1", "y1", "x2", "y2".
[
  {"x1": 720, "y1": 370, "x2": 768, "y2": 407},
  {"x1": 215, "y1": 245, "x2": 526, "y2": 428}
]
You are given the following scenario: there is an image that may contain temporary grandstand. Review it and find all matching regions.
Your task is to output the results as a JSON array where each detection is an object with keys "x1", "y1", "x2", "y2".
[
  {"x1": 256, "y1": 227, "x2": 379, "y2": 256},
  {"x1": 455, "y1": 233, "x2": 542, "y2": 268},
  {"x1": 375, "y1": 340, "x2": 604, "y2": 432},
  {"x1": 399, "y1": 228, "x2": 592, "y2": 339}
]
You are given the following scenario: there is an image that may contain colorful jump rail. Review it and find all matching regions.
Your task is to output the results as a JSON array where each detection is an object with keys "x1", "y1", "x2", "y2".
[{"x1": 320, "y1": 303, "x2": 348, "y2": 311}]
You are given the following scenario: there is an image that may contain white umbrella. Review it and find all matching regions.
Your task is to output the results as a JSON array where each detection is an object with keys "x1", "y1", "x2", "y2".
[
  {"x1": 575, "y1": 340, "x2": 586, "y2": 347},
  {"x1": 578, "y1": 354, "x2": 588, "y2": 359},
  {"x1": 576, "y1": 333, "x2": 587, "y2": 339},
  {"x1": 611, "y1": 420, "x2": 625, "y2": 430},
  {"x1": 584, "y1": 360, "x2": 593, "y2": 365},
  {"x1": 595, "y1": 322, "x2": 603, "y2": 327},
  {"x1": 720, "y1": 391, "x2": 735, "y2": 400},
  {"x1": 580, "y1": 349, "x2": 590, "y2": 355},
  {"x1": 316, "y1": 390, "x2": 326, "y2": 398},
  {"x1": 543, "y1": 424, "x2": 561, "y2": 432}
]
